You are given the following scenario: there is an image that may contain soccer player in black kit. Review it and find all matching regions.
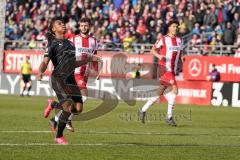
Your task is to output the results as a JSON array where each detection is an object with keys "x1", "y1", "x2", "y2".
[{"x1": 37, "y1": 17, "x2": 100, "y2": 144}]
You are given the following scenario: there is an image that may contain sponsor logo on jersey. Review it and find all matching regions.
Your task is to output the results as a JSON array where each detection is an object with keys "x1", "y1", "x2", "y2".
[
  {"x1": 169, "y1": 46, "x2": 181, "y2": 51},
  {"x1": 76, "y1": 47, "x2": 92, "y2": 53}
]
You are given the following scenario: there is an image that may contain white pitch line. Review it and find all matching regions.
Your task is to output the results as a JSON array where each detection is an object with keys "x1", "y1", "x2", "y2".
[
  {"x1": 0, "y1": 131, "x2": 51, "y2": 133},
  {"x1": 0, "y1": 143, "x2": 136, "y2": 146},
  {"x1": 0, "y1": 131, "x2": 170, "y2": 135},
  {"x1": 1, "y1": 131, "x2": 240, "y2": 137},
  {"x1": 0, "y1": 130, "x2": 207, "y2": 136},
  {"x1": 0, "y1": 143, "x2": 240, "y2": 147},
  {"x1": 0, "y1": 130, "x2": 155, "y2": 134},
  {"x1": 0, "y1": 130, "x2": 172, "y2": 136}
]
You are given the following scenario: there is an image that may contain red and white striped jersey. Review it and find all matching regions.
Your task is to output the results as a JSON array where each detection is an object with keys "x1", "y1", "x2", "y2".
[
  {"x1": 73, "y1": 34, "x2": 98, "y2": 76},
  {"x1": 154, "y1": 35, "x2": 183, "y2": 74}
]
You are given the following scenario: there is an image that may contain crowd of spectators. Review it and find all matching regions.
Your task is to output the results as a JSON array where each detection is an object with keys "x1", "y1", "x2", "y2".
[
  {"x1": 4, "y1": 0, "x2": 240, "y2": 54},
  {"x1": 188, "y1": 0, "x2": 240, "y2": 55}
]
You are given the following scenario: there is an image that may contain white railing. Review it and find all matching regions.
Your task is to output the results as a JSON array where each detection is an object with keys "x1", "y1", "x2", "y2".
[
  {"x1": 4, "y1": 40, "x2": 153, "y2": 54},
  {"x1": 185, "y1": 42, "x2": 238, "y2": 56},
  {"x1": 4, "y1": 32, "x2": 193, "y2": 53},
  {"x1": 4, "y1": 36, "x2": 238, "y2": 56}
]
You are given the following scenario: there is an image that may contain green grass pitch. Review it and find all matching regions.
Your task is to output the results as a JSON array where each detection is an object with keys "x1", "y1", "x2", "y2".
[{"x1": 0, "y1": 95, "x2": 240, "y2": 160}]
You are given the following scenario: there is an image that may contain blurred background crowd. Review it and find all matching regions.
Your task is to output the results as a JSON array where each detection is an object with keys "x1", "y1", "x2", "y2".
[{"x1": 4, "y1": 0, "x2": 240, "y2": 54}]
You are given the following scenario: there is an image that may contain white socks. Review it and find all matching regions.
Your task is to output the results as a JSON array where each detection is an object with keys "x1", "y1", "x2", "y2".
[
  {"x1": 68, "y1": 113, "x2": 74, "y2": 121},
  {"x1": 82, "y1": 96, "x2": 87, "y2": 103},
  {"x1": 55, "y1": 111, "x2": 73, "y2": 122},
  {"x1": 141, "y1": 96, "x2": 159, "y2": 112},
  {"x1": 141, "y1": 89, "x2": 177, "y2": 119},
  {"x1": 164, "y1": 91, "x2": 177, "y2": 119},
  {"x1": 54, "y1": 110, "x2": 62, "y2": 122}
]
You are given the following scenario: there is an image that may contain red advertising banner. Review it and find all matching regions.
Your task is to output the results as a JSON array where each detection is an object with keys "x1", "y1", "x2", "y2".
[
  {"x1": 98, "y1": 52, "x2": 153, "y2": 78},
  {"x1": 161, "y1": 81, "x2": 212, "y2": 105},
  {"x1": 183, "y1": 56, "x2": 240, "y2": 82},
  {"x1": 3, "y1": 50, "x2": 53, "y2": 75},
  {"x1": 3, "y1": 50, "x2": 153, "y2": 78}
]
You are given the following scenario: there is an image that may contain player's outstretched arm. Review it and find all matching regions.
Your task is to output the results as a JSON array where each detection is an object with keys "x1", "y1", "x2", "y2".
[
  {"x1": 37, "y1": 57, "x2": 50, "y2": 81},
  {"x1": 75, "y1": 54, "x2": 102, "y2": 67}
]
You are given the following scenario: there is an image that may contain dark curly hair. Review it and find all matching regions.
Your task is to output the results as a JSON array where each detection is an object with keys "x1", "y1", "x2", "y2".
[{"x1": 46, "y1": 17, "x2": 64, "y2": 45}]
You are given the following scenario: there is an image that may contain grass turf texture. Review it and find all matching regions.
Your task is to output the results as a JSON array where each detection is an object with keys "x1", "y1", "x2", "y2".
[{"x1": 0, "y1": 95, "x2": 240, "y2": 160}]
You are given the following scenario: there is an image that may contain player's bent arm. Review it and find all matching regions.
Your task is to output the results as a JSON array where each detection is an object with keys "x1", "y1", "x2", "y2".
[
  {"x1": 37, "y1": 57, "x2": 50, "y2": 81},
  {"x1": 151, "y1": 47, "x2": 164, "y2": 61},
  {"x1": 180, "y1": 50, "x2": 185, "y2": 62}
]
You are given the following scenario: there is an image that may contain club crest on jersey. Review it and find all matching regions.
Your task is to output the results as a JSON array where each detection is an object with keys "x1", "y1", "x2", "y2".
[{"x1": 75, "y1": 37, "x2": 81, "y2": 43}]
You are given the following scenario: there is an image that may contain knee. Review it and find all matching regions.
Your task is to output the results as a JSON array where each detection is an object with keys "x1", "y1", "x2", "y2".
[
  {"x1": 173, "y1": 88, "x2": 178, "y2": 95},
  {"x1": 71, "y1": 103, "x2": 83, "y2": 113},
  {"x1": 62, "y1": 99, "x2": 75, "y2": 112},
  {"x1": 76, "y1": 107, "x2": 83, "y2": 113},
  {"x1": 158, "y1": 85, "x2": 167, "y2": 95}
]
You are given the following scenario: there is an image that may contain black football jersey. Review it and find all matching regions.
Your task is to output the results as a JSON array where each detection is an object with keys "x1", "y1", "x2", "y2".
[{"x1": 44, "y1": 38, "x2": 75, "y2": 69}]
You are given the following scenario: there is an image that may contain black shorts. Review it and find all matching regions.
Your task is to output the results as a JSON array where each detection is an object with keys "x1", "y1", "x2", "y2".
[
  {"x1": 22, "y1": 74, "x2": 31, "y2": 83},
  {"x1": 51, "y1": 72, "x2": 83, "y2": 104}
]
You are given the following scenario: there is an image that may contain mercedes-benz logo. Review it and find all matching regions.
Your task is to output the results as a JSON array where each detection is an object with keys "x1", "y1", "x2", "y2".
[{"x1": 188, "y1": 58, "x2": 202, "y2": 77}]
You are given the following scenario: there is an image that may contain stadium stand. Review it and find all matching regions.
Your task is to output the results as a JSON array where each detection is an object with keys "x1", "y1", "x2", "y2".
[{"x1": 4, "y1": 0, "x2": 240, "y2": 55}]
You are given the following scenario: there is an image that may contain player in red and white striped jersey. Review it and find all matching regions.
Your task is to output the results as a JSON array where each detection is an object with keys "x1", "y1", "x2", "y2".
[
  {"x1": 73, "y1": 17, "x2": 98, "y2": 100},
  {"x1": 140, "y1": 20, "x2": 183, "y2": 126},
  {"x1": 65, "y1": 18, "x2": 99, "y2": 131}
]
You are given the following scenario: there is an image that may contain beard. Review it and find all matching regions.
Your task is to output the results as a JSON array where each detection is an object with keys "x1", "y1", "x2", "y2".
[{"x1": 80, "y1": 29, "x2": 90, "y2": 35}]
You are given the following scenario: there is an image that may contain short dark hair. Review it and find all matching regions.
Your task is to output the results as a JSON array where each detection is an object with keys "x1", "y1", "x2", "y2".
[
  {"x1": 79, "y1": 17, "x2": 91, "y2": 25},
  {"x1": 168, "y1": 20, "x2": 179, "y2": 28}
]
